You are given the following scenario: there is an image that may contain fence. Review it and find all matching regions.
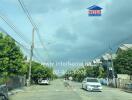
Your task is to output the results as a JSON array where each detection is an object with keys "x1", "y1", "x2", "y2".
[
  {"x1": 107, "y1": 78, "x2": 132, "y2": 89},
  {"x1": 116, "y1": 78, "x2": 131, "y2": 89},
  {"x1": 6, "y1": 75, "x2": 26, "y2": 90}
]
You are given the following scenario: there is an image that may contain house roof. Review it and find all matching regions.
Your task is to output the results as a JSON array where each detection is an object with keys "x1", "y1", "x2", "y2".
[
  {"x1": 87, "y1": 5, "x2": 102, "y2": 10},
  {"x1": 101, "y1": 53, "x2": 117, "y2": 60},
  {"x1": 119, "y1": 44, "x2": 132, "y2": 51},
  {"x1": 92, "y1": 59, "x2": 102, "y2": 64}
]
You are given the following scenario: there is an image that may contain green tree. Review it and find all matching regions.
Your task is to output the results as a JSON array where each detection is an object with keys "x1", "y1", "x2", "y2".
[
  {"x1": 31, "y1": 61, "x2": 55, "y2": 83},
  {"x1": 114, "y1": 49, "x2": 132, "y2": 76},
  {"x1": 0, "y1": 32, "x2": 27, "y2": 84},
  {"x1": 85, "y1": 67, "x2": 94, "y2": 77},
  {"x1": 0, "y1": 33, "x2": 26, "y2": 76},
  {"x1": 64, "y1": 65, "x2": 106, "y2": 82},
  {"x1": 4, "y1": 35, "x2": 25, "y2": 76}
]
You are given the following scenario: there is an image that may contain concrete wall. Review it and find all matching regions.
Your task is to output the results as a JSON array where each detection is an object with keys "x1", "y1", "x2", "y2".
[{"x1": 116, "y1": 74, "x2": 131, "y2": 88}]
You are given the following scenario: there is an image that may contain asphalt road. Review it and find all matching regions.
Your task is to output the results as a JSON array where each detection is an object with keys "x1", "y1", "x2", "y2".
[{"x1": 10, "y1": 79, "x2": 132, "y2": 100}]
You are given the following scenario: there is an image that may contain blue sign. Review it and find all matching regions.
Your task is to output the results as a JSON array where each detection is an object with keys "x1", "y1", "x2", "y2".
[{"x1": 87, "y1": 5, "x2": 102, "y2": 16}]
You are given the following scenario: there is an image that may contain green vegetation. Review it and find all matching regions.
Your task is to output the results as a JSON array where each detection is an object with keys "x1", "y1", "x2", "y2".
[
  {"x1": 0, "y1": 32, "x2": 26, "y2": 78},
  {"x1": 64, "y1": 49, "x2": 132, "y2": 81},
  {"x1": 31, "y1": 61, "x2": 56, "y2": 84},
  {"x1": 64, "y1": 66, "x2": 106, "y2": 82},
  {"x1": 114, "y1": 49, "x2": 132, "y2": 76},
  {"x1": 64, "y1": 49, "x2": 132, "y2": 82},
  {"x1": 0, "y1": 32, "x2": 56, "y2": 84}
]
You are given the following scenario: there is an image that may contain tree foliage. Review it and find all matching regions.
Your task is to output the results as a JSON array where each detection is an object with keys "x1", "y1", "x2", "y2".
[
  {"x1": 31, "y1": 61, "x2": 56, "y2": 83},
  {"x1": 0, "y1": 32, "x2": 26, "y2": 76},
  {"x1": 0, "y1": 32, "x2": 57, "y2": 84},
  {"x1": 64, "y1": 65, "x2": 106, "y2": 82},
  {"x1": 114, "y1": 49, "x2": 132, "y2": 75}
]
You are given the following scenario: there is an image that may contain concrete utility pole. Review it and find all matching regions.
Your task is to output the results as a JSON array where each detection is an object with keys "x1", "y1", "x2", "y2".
[
  {"x1": 110, "y1": 53, "x2": 114, "y2": 77},
  {"x1": 27, "y1": 28, "x2": 35, "y2": 86},
  {"x1": 109, "y1": 47, "x2": 116, "y2": 87}
]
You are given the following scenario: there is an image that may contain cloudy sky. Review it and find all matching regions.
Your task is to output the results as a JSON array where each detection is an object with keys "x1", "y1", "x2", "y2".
[{"x1": 0, "y1": 0, "x2": 132, "y2": 71}]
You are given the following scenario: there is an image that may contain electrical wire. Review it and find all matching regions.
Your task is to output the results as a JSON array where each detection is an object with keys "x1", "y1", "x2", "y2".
[
  {"x1": 0, "y1": 13, "x2": 30, "y2": 44},
  {"x1": 17, "y1": 0, "x2": 50, "y2": 59},
  {"x1": 0, "y1": 26, "x2": 41, "y2": 62},
  {"x1": 93, "y1": 34, "x2": 132, "y2": 60}
]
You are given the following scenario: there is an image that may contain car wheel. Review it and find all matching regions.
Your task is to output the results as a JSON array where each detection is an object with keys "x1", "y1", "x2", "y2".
[
  {"x1": 82, "y1": 84, "x2": 83, "y2": 89},
  {"x1": 86, "y1": 86, "x2": 87, "y2": 90},
  {"x1": 85, "y1": 86, "x2": 88, "y2": 90},
  {"x1": 86, "y1": 86, "x2": 91, "y2": 91}
]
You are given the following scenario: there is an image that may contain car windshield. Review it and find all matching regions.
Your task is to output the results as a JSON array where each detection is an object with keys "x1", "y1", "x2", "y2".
[
  {"x1": 87, "y1": 79, "x2": 98, "y2": 82},
  {"x1": 42, "y1": 78, "x2": 48, "y2": 80}
]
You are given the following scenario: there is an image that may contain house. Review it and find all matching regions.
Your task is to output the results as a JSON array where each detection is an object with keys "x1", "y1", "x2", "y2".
[
  {"x1": 91, "y1": 58, "x2": 102, "y2": 66},
  {"x1": 87, "y1": 5, "x2": 102, "y2": 16},
  {"x1": 116, "y1": 44, "x2": 132, "y2": 54},
  {"x1": 116, "y1": 44, "x2": 132, "y2": 81},
  {"x1": 101, "y1": 53, "x2": 116, "y2": 68}
]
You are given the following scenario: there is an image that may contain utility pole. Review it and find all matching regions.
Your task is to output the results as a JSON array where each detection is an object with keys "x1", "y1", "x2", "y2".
[
  {"x1": 27, "y1": 28, "x2": 35, "y2": 86},
  {"x1": 110, "y1": 52, "x2": 115, "y2": 76},
  {"x1": 109, "y1": 46, "x2": 116, "y2": 87}
]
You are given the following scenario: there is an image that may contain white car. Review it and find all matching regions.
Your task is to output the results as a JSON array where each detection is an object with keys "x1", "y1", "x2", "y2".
[
  {"x1": 82, "y1": 78, "x2": 102, "y2": 92},
  {"x1": 38, "y1": 78, "x2": 50, "y2": 85}
]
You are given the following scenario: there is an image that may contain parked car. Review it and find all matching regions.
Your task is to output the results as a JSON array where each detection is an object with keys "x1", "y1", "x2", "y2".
[
  {"x1": 38, "y1": 78, "x2": 50, "y2": 85},
  {"x1": 0, "y1": 84, "x2": 8, "y2": 100},
  {"x1": 82, "y1": 77, "x2": 102, "y2": 92},
  {"x1": 99, "y1": 78, "x2": 108, "y2": 85}
]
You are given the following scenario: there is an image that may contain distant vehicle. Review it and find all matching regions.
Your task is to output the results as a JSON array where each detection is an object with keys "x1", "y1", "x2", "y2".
[
  {"x1": 82, "y1": 77, "x2": 102, "y2": 92},
  {"x1": 68, "y1": 77, "x2": 73, "y2": 81},
  {"x1": 99, "y1": 78, "x2": 108, "y2": 85},
  {"x1": 38, "y1": 78, "x2": 50, "y2": 85},
  {"x1": 0, "y1": 84, "x2": 8, "y2": 100}
]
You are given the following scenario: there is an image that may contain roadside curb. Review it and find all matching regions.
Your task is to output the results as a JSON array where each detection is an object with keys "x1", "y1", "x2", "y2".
[
  {"x1": 8, "y1": 88, "x2": 25, "y2": 96},
  {"x1": 123, "y1": 89, "x2": 132, "y2": 93}
]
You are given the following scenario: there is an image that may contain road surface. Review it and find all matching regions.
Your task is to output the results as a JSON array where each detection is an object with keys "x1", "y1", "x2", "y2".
[{"x1": 10, "y1": 79, "x2": 132, "y2": 100}]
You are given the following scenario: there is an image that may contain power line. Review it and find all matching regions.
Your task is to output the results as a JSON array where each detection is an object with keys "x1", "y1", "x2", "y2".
[
  {"x1": 0, "y1": 11, "x2": 44, "y2": 63},
  {"x1": 0, "y1": 13, "x2": 43, "y2": 61},
  {"x1": 0, "y1": 26, "x2": 41, "y2": 62},
  {"x1": 0, "y1": 26, "x2": 28, "y2": 50},
  {"x1": 18, "y1": 0, "x2": 38, "y2": 30},
  {"x1": 17, "y1": 0, "x2": 51, "y2": 59},
  {"x1": 0, "y1": 13, "x2": 30, "y2": 44},
  {"x1": 17, "y1": 0, "x2": 42, "y2": 43},
  {"x1": 93, "y1": 33, "x2": 132, "y2": 60}
]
